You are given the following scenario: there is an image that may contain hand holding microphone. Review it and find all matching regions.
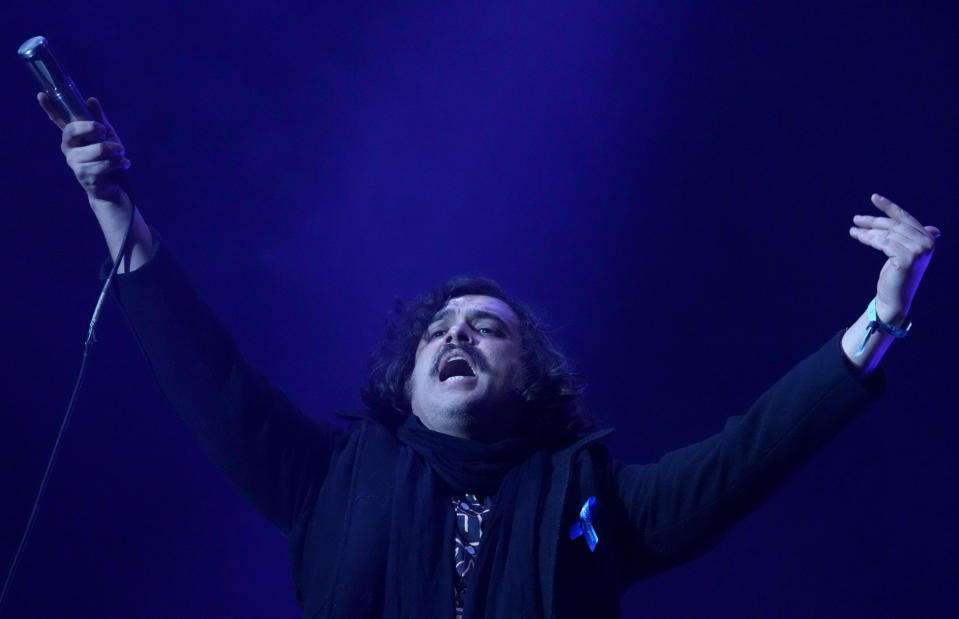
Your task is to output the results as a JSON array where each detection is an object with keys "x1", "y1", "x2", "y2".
[
  {"x1": 39, "y1": 94, "x2": 132, "y2": 206},
  {"x1": 21, "y1": 36, "x2": 132, "y2": 208},
  {"x1": 20, "y1": 36, "x2": 151, "y2": 272}
]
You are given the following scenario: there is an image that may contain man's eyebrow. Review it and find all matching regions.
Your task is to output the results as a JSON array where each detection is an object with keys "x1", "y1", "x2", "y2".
[
  {"x1": 426, "y1": 308, "x2": 515, "y2": 335},
  {"x1": 428, "y1": 308, "x2": 454, "y2": 325},
  {"x1": 468, "y1": 310, "x2": 514, "y2": 335}
]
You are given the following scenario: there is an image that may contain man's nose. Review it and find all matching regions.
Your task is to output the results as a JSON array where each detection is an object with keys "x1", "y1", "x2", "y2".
[{"x1": 445, "y1": 323, "x2": 473, "y2": 344}]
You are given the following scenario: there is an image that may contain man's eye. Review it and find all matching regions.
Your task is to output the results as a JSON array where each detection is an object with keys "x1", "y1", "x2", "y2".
[
  {"x1": 478, "y1": 327, "x2": 499, "y2": 336},
  {"x1": 429, "y1": 329, "x2": 446, "y2": 339}
]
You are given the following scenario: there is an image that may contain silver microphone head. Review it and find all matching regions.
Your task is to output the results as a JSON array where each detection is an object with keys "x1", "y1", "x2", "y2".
[{"x1": 19, "y1": 35, "x2": 92, "y2": 122}]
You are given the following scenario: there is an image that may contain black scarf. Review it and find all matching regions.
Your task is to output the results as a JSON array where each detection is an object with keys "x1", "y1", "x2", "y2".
[{"x1": 386, "y1": 414, "x2": 551, "y2": 618}]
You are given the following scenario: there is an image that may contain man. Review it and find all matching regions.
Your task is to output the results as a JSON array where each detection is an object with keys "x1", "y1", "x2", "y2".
[{"x1": 39, "y1": 93, "x2": 939, "y2": 618}]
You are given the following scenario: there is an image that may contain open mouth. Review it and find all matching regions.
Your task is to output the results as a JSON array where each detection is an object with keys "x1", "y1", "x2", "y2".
[{"x1": 438, "y1": 354, "x2": 477, "y2": 381}]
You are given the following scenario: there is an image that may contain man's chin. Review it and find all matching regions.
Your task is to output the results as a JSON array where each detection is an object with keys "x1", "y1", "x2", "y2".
[
  {"x1": 425, "y1": 389, "x2": 491, "y2": 420},
  {"x1": 413, "y1": 391, "x2": 522, "y2": 441},
  {"x1": 434, "y1": 387, "x2": 484, "y2": 411}
]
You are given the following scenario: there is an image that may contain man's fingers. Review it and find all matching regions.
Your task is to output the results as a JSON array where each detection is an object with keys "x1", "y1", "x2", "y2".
[
  {"x1": 870, "y1": 227, "x2": 925, "y2": 254},
  {"x1": 87, "y1": 97, "x2": 107, "y2": 125},
  {"x1": 849, "y1": 226, "x2": 917, "y2": 267},
  {"x1": 850, "y1": 225, "x2": 930, "y2": 254},
  {"x1": 849, "y1": 225, "x2": 934, "y2": 268},
  {"x1": 73, "y1": 156, "x2": 132, "y2": 190},
  {"x1": 84, "y1": 96, "x2": 122, "y2": 143},
  {"x1": 871, "y1": 193, "x2": 925, "y2": 232},
  {"x1": 62, "y1": 121, "x2": 108, "y2": 148},
  {"x1": 925, "y1": 225, "x2": 942, "y2": 239},
  {"x1": 76, "y1": 157, "x2": 131, "y2": 178},
  {"x1": 852, "y1": 214, "x2": 937, "y2": 246},
  {"x1": 65, "y1": 141, "x2": 125, "y2": 165},
  {"x1": 37, "y1": 92, "x2": 69, "y2": 129}
]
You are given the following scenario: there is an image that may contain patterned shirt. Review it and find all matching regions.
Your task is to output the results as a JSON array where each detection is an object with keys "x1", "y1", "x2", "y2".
[{"x1": 451, "y1": 493, "x2": 492, "y2": 619}]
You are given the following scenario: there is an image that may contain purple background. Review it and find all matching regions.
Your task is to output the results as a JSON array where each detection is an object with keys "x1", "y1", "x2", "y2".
[{"x1": 2, "y1": 1, "x2": 956, "y2": 617}]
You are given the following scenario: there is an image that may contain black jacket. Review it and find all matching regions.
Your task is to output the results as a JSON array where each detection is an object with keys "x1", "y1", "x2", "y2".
[{"x1": 112, "y1": 247, "x2": 884, "y2": 618}]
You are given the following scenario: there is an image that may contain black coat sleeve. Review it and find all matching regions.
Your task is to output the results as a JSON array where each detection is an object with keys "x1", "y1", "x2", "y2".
[
  {"x1": 110, "y1": 246, "x2": 342, "y2": 535},
  {"x1": 612, "y1": 332, "x2": 884, "y2": 581}
]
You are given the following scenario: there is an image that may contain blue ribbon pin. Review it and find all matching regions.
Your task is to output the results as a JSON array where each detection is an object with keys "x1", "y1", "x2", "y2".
[{"x1": 568, "y1": 496, "x2": 599, "y2": 552}]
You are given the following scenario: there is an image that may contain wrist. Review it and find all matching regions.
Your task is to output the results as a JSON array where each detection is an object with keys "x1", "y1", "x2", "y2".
[
  {"x1": 89, "y1": 194, "x2": 133, "y2": 228},
  {"x1": 850, "y1": 296, "x2": 912, "y2": 364},
  {"x1": 88, "y1": 191, "x2": 132, "y2": 212},
  {"x1": 88, "y1": 194, "x2": 153, "y2": 273},
  {"x1": 874, "y1": 298, "x2": 909, "y2": 328}
]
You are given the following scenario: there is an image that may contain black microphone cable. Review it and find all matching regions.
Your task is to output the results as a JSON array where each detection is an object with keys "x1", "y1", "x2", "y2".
[
  {"x1": 1, "y1": 36, "x2": 138, "y2": 615},
  {"x1": 0, "y1": 203, "x2": 136, "y2": 614}
]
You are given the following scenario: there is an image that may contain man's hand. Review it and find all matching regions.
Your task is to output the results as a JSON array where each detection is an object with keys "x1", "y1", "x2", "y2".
[
  {"x1": 849, "y1": 194, "x2": 939, "y2": 325},
  {"x1": 842, "y1": 194, "x2": 939, "y2": 373},
  {"x1": 38, "y1": 93, "x2": 152, "y2": 272},
  {"x1": 38, "y1": 93, "x2": 131, "y2": 207}
]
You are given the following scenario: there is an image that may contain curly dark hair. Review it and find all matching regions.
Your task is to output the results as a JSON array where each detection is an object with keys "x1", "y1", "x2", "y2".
[{"x1": 361, "y1": 276, "x2": 595, "y2": 446}]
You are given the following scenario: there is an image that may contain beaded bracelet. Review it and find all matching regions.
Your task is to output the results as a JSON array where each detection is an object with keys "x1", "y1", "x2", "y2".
[{"x1": 855, "y1": 297, "x2": 912, "y2": 356}]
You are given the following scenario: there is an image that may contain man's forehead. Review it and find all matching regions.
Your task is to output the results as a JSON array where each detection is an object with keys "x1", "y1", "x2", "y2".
[{"x1": 431, "y1": 295, "x2": 519, "y2": 325}]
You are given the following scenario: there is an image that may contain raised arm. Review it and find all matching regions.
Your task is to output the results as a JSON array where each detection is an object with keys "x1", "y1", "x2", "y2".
[
  {"x1": 615, "y1": 195, "x2": 939, "y2": 580},
  {"x1": 614, "y1": 332, "x2": 883, "y2": 581},
  {"x1": 38, "y1": 95, "x2": 340, "y2": 533}
]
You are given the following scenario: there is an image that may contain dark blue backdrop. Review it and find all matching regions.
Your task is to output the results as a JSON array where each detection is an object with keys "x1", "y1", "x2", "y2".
[{"x1": 2, "y1": 1, "x2": 956, "y2": 617}]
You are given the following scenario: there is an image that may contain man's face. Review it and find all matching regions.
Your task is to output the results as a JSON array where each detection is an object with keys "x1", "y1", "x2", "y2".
[{"x1": 407, "y1": 295, "x2": 524, "y2": 441}]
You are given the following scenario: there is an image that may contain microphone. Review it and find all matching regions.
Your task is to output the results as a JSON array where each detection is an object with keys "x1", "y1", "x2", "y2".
[
  {"x1": 18, "y1": 35, "x2": 134, "y2": 199},
  {"x1": 18, "y1": 35, "x2": 92, "y2": 122}
]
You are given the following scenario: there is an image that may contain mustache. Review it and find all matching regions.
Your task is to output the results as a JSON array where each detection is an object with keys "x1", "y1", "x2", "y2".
[{"x1": 429, "y1": 343, "x2": 491, "y2": 377}]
